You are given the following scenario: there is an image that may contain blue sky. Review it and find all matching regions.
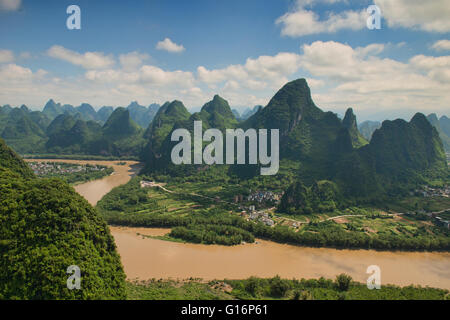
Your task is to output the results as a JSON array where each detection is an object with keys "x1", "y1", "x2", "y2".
[{"x1": 0, "y1": 0, "x2": 449, "y2": 121}]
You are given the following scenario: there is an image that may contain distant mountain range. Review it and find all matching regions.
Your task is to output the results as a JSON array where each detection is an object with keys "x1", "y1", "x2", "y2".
[
  {"x1": 0, "y1": 78, "x2": 448, "y2": 205},
  {"x1": 138, "y1": 78, "x2": 448, "y2": 205},
  {"x1": 25, "y1": 99, "x2": 161, "y2": 127},
  {"x1": 426, "y1": 114, "x2": 450, "y2": 152},
  {"x1": 232, "y1": 105, "x2": 263, "y2": 121},
  {"x1": 358, "y1": 115, "x2": 450, "y2": 153},
  {"x1": 0, "y1": 100, "x2": 160, "y2": 155}
]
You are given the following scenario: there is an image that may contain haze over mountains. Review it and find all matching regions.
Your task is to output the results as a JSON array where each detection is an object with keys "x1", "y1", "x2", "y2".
[
  {"x1": 0, "y1": 78, "x2": 448, "y2": 178},
  {"x1": 136, "y1": 79, "x2": 447, "y2": 207}
]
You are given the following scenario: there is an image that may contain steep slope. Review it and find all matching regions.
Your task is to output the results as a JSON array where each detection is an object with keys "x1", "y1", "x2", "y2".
[
  {"x1": 103, "y1": 107, "x2": 140, "y2": 138},
  {"x1": 244, "y1": 79, "x2": 323, "y2": 136},
  {"x1": 194, "y1": 95, "x2": 237, "y2": 129},
  {"x1": 45, "y1": 109, "x2": 143, "y2": 156},
  {"x1": 97, "y1": 106, "x2": 114, "y2": 123},
  {"x1": 76, "y1": 103, "x2": 98, "y2": 121},
  {"x1": 342, "y1": 108, "x2": 368, "y2": 148},
  {"x1": 243, "y1": 79, "x2": 346, "y2": 181},
  {"x1": 1, "y1": 108, "x2": 46, "y2": 139},
  {"x1": 232, "y1": 109, "x2": 241, "y2": 121},
  {"x1": 0, "y1": 139, "x2": 126, "y2": 299},
  {"x1": 1, "y1": 108, "x2": 48, "y2": 153},
  {"x1": 241, "y1": 105, "x2": 263, "y2": 120},
  {"x1": 126, "y1": 102, "x2": 160, "y2": 128},
  {"x1": 440, "y1": 115, "x2": 450, "y2": 137},
  {"x1": 141, "y1": 100, "x2": 191, "y2": 171},
  {"x1": 0, "y1": 138, "x2": 34, "y2": 178},
  {"x1": 427, "y1": 113, "x2": 450, "y2": 152},
  {"x1": 42, "y1": 99, "x2": 63, "y2": 120},
  {"x1": 46, "y1": 114, "x2": 78, "y2": 150},
  {"x1": 334, "y1": 113, "x2": 448, "y2": 199}
]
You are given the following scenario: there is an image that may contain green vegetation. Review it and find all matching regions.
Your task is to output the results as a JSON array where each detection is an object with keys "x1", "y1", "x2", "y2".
[
  {"x1": 427, "y1": 113, "x2": 450, "y2": 152},
  {"x1": 342, "y1": 108, "x2": 368, "y2": 148},
  {"x1": 28, "y1": 161, "x2": 114, "y2": 185},
  {"x1": 169, "y1": 224, "x2": 255, "y2": 245},
  {"x1": 279, "y1": 180, "x2": 340, "y2": 214},
  {"x1": 0, "y1": 102, "x2": 148, "y2": 157},
  {"x1": 97, "y1": 176, "x2": 450, "y2": 250},
  {"x1": 45, "y1": 108, "x2": 145, "y2": 157},
  {"x1": 126, "y1": 275, "x2": 449, "y2": 300},
  {"x1": 0, "y1": 138, "x2": 126, "y2": 299},
  {"x1": 126, "y1": 279, "x2": 232, "y2": 300}
]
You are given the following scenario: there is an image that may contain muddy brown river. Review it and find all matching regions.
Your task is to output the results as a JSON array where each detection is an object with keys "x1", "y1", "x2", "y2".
[{"x1": 29, "y1": 160, "x2": 450, "y2": 289}]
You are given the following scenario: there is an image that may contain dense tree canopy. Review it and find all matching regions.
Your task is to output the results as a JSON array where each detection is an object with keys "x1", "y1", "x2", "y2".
[{"x1": 0, "y1": 138, "x2": 126, "y2": 299}]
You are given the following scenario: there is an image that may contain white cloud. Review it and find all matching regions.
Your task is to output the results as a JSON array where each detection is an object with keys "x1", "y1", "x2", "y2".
[
  {"x1": 299, "y1": 40, "x2": 450, "y2": 119},
  {"x1": 0, "y1": 0, "x2": 21, "y2": 11},
  {"x1": 276, "y1": 0, "x2": 366, "y2": 37},
  {"x1": 47, "y1": 45, "x2": 115, "y2": 69},
  {"x1": 2, "y1": 40, "x2": 449, "y2": 120},
  {"x1": 410, "y1": 55, "x2": 450, "y2": 83},
  {"x1": 119, "y1": 51, "x2": 150, "y2": 70},
  {"x1": 0, "y1": 49, "x2": 14, "y2": 63},
  {"x1": 198, "y1": 52, "x2": 301, "y2": 86},
  {"x1": 375, "y1": 0, "x2": 450, "y2": 33},
  {"x1": 0, "y1": 63, "x2": 32, "y2": 80},
  {"x1": 85, "y1": 65, "x2": 194, "y2": 87},
  {"x1": 156, "y1": 38, "x2": 185, "y2": 53},
  {"x1": 431, "y1": 40, "x2": 450, "y2": 52}
]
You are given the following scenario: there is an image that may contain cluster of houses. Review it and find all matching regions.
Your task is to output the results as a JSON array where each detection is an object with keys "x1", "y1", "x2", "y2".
[
  {"x1": 28, "y1": 162, "x2": 104, "y2": 176},
  {"x1": 239, "y1": 207, "x2": 275, "y2": 226},
  {"x1": 233, "y1": 191, "x2": 283, "y2": 205},
  {"x1": 428, "y1": 212, "x2": 450, "y2": 230},
  {"x1": 413, "y1": 185, "x2": 450, "y2": 198}
]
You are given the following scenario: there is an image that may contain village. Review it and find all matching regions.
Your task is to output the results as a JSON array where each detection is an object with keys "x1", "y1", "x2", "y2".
[
  {"x1": 140, "y1": 179, "x2": 282, "y2": 227},
  {"x1": 413, "y1": 185, "x2": 450, "y2": 198},
  {"x1": 28, "y1": 162, "x2": 106, "y2": 177}
]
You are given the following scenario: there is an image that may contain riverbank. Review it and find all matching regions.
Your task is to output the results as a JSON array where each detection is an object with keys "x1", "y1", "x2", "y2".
[
  {"x1": 126, "y1": 277, "x2": 449, "y2": 300},
  {"x1": 112, "y1": 226, "x2": 450, "y2": 290},
  {"x1": 63, "y1": 159, "x2": 450, "y2": 291},
  {"x1": 24, "y1": 159, "x2": 142, "y2": 205}
]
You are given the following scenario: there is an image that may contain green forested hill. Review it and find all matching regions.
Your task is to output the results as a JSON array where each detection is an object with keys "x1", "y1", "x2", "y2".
[
  {"x1": 141, "y1": 95, "x2": 239, "y2": 174},
  {"x1": 331, "y1": 113, "x2": 448, "y2": 201},
  {"x1": 44, "y1": 109, "x2": 144, "y2": 157},
  {"x1": 342, "y1": 108, "x2": 368, "y2": 148},
  {"x1": 0, "y1": 108, "x2": 48, "y2": 154},
  {"x1": 141, "y1": 100, "x2": 191, "y2": 171},
  {"x1": 0, "y1": 138, "x2": 126, "y2": 299},
  {"x1": 427, "y1": 113, "x2": 450, "y2": 152},
  {"x1": 0, "y1": 138, "x2": 34, "y2": 178},
  {"x1": 195, "y1": 95, "x2": 238, "y2": 129}
]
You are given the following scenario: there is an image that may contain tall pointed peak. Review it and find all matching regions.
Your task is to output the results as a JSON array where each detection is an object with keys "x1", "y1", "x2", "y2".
[{"x1": 342, "y1": 108, "x2": 357, "y2": 129}]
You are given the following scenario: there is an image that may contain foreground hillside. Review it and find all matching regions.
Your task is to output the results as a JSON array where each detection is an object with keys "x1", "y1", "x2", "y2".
[
  {"x1": 127, "y1": 275, "x2": 449, "y2": 300},
  {"x1": 0, "y1": 138, "x2": 126, "y2": 299}
]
